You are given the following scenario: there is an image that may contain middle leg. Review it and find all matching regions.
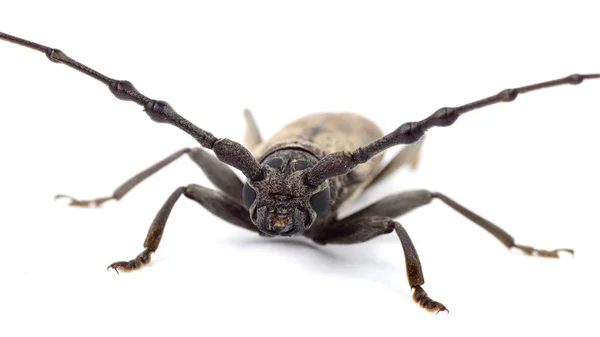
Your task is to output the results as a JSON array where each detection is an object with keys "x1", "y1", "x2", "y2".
[{"x1": 56, "y1": 147, "x2": 244, "y2": 207}]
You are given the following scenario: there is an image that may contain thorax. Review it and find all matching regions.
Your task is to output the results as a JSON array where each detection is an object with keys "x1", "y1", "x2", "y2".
[{"x1": 252, "y1": 112, "x2": 385, "y2": 216}]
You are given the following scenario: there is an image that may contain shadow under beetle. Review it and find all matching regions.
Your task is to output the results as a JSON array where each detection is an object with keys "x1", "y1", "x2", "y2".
[{"x1": 2, "y1": 31, "x2": 597, "y2": 313}]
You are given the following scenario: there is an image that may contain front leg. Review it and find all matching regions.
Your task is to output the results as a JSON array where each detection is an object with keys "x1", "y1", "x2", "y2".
[
  {"x1": 108, "y1": 184, "x2": 256, "y2": 273},
  {"x1": 313, "y1": 216, "x2": 447, "y2": 313}
]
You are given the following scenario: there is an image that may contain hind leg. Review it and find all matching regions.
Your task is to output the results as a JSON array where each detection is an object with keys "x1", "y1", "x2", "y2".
[
  {"x1": 243, "y1": 109, "x2": 262, "y2": 150},
  {"x1": 367, "y1": 138, "x2": 425, "y2": 189},
  {"x1": 316, "y1": 190, "x2": 573, "y2": 257}
]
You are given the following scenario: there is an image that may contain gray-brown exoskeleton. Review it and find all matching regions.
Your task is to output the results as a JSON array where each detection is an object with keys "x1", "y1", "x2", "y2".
[{"x1": 1, "y1": 31, "x2": 597, "y2": 313}]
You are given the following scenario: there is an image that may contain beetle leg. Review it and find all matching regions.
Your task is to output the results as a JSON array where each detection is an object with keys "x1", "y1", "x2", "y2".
[
  {"x1": 430, "y1": 192, "x2": 574, "y2": 258},
  {"x1": 243, "y1": 109, "x2": 262, "y2": 150},
  {"x1": 367, "y1": 138, "x2": 425, "y2": 189},
  {"x1": 56, "y1": 148, "x2": 190, "y2": 207},
  {"x1": 56, "y1": 148, "x2": 244, "y2": 207},
  {"x1": 108, "y1": 184, "x2": 255, "y2": 273},
  {"x1": 312, "y1": 215, "x2": 447, "y2": 313},
  {"x1": 327, "y1": 190, "x2": 573, "y2": 258}
]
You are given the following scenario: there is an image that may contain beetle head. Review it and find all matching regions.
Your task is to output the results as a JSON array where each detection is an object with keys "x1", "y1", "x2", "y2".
[{"x1": 242, "y1": 150, "x2": 330, "y2": 236}]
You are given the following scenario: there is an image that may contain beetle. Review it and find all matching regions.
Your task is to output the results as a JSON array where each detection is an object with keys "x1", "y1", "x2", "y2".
[{"x1": 1, "y1": 31, "x2": 597, "y2": 314}]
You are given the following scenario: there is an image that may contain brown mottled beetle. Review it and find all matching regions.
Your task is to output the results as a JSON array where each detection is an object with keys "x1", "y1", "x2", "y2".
[{"x1": 2, "y1": 31, "x2": 597, "y2": 313}]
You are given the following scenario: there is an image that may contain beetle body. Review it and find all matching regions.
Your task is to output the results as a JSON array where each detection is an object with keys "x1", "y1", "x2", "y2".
[
  {"x1": 1, "y1": 30, "x2": 595, "y2": 313},
  {"x1": 247, "y1": 112, "x2": 384, "y2": 237}
]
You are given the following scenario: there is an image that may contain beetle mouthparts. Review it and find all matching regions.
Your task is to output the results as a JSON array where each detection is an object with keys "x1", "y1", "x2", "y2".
[{"x1": 270, "y1": 214, "x2": 293, "y2": 234}]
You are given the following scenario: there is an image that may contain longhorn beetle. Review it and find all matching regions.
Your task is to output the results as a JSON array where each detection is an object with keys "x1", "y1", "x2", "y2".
[{"x1": 1, "y1": 31, "x2": 597, "y2": 314}]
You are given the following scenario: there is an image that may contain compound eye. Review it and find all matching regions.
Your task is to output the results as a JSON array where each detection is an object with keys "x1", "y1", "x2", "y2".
[
  {"x1": 263, "y1": 157, "x2": 283, "y2": 170},
  {"x1": 294, "y1": 160, "x2": 310, "y2": 171},
  {"x1": 309, "y1": 186, "x2": 330, "y2": 216},
  {"x1": 242, "y1": 183, "x2": 257, "y2": 210}
]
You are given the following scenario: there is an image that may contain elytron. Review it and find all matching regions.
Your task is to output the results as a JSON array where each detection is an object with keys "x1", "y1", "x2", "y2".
[{"x1": 2, "y1": 31, "x2": 597, "y2": 313}]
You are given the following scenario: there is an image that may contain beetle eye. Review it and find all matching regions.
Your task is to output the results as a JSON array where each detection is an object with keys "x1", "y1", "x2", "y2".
[
  {"x1": 242, "y1": 183, "x2": 257, "y2": 210},
  {"x1": 309, "y1": 186, "x2": 330, "y2": 216},
  {"x1": 294, "y1": 160, "x2": 310, "y2": 171},
  {"x1": 263, "y1": 157, "x2": 283, "y2": 170}
]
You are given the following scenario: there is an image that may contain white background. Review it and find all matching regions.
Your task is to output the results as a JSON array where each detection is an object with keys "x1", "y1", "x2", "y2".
[{"x1": 1, "y1": 1, "x2": 599, "y2": 336}]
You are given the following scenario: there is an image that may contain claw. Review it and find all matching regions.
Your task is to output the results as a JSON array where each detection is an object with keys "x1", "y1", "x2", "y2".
[
  {"x1": 513, "y1": 244, "x2": 574, "y2": 258},
  {"x1": 107, "y1": 264, "x2": 121, "y2": 275},
  {"x1": 107, "y1": 249, "x2": 153, "y2": 273},
  {"x1": 54, "y1": 194, "x2": 113, "y2": 207},
  {"x1": 107, "y1": 260, "x2": 142, "y2": 273},
  {"x1": 412, "y1": 285, "x2": 448, "y2": 314}
]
